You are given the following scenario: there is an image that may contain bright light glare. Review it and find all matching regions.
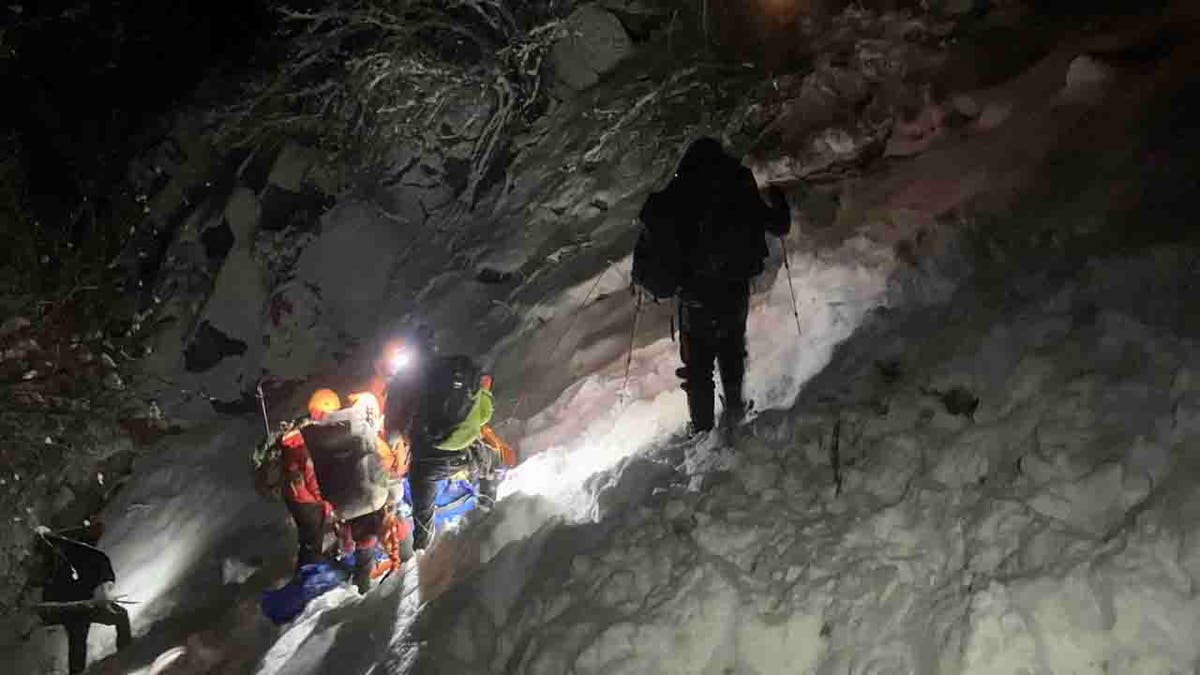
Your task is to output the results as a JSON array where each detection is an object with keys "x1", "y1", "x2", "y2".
[{"x1": 388, "y1": 349, "x2": 413, "y2": 374}]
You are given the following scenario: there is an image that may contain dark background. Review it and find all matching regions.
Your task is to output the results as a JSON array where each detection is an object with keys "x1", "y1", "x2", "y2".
[{"x1": 5, "y1": 0, "x2": 273, "y2": 237}]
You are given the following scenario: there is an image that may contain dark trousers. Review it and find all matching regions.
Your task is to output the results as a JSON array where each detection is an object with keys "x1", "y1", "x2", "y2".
[
  {"x1": 285, "y1": 499, "x2": 327, "y2": 566},
  {"x1": 409, "y1": 443, "x2": 466, "y2": 550},
  {"x1": 678, "y1": 283, "x2": 750, "y2": 432},
  {"x1": 39, "y1": 601, "x2": 131, "y2": 673},
  {"x1": 409, "y1": 440, "x2": 496, "y2": 549},
  {"x1": 345, "y1": 509, "x2": 386, "y2": 592}
]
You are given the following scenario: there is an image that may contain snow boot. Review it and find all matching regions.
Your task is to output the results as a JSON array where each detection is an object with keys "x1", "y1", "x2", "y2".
[
  {"x1": 685, "y1": 383, "x2": 716, "y2": 433},
  {"x1": 717, "y1": 399, "x2": 752, "y2": 447}
]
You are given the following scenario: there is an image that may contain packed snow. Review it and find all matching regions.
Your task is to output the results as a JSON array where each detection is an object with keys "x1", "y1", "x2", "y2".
[
  {"x1": 397, "y1": 245, "x2": 1200, "y2": 674},
  {"x1": 13, "y1": 6, "x2": 1200, "y2": 674}
]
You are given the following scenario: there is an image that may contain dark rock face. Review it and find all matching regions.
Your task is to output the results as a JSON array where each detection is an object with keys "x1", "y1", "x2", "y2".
[
  {"x1": 200, "y1": 220, "x2": 236, "y2": 262},
  {"x1": 183, "y1": 320, "x2": 248, "y2": 372}
]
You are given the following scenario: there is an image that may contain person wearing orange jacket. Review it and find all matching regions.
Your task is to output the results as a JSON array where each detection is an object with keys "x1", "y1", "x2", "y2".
[
  {"x1": 279, "y1": 389, "x2": 412, "y2": 591},
  {"x1": 278, "y1": 389, "x2": 339, "y2": 567}
]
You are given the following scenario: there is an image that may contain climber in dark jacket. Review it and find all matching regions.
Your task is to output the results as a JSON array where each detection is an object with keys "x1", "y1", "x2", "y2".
[
  {"x1": 31, "y1": 521, "x2": 132, "y2": 674},
  {"x1": 387, "y1": 352, "x2": 513, "y2": 551},
  {"x1": 639, "y1": 137, "x2": 790, "y2": 433}
]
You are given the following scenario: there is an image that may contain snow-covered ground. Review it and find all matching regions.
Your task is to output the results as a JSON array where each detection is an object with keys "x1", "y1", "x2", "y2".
[
  {"x1": 13, "y1": 6, "x2": 1200, "y2": 674},
  {"x1": 397, "y1": 245, "x2": 1200, "y2": 674}
]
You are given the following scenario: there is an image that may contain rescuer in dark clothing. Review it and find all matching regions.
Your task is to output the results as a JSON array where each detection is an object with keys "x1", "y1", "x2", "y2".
[
  {"x1": 638, "y1": 137, "x2": 790, "y2": 433},
  {"x1": 386, "y1": 352, "x2": 514, "y2": 551},
  {"x1": 31, "y1": 522, "x2": 132, "y2": 673}
]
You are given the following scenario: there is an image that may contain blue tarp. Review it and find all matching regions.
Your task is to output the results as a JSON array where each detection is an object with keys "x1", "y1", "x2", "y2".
[
  {"x1": 431, "y1": 477, "x2": 479, "y2": 529},
  {"x1": 261, "y1": 476, "x2": 486, "y2": 624},
  {"x1": 260, "y1": 562, "x2": 349, "y2": 625}
]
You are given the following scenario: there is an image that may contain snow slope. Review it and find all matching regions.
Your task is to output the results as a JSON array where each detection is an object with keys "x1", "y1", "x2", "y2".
[
  {"x1": 19, "y1": 5, "x2": 1200, "y2": 674},
  {"x1": 398, "y1": 245, "x2": 1200, "y2": 674}
]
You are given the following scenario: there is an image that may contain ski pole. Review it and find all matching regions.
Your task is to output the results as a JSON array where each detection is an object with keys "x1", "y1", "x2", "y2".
[
  {"x1": 255, "y1": 379, "x2": 272, "y2": 436},
  {"x1": 619, "y1": 289, "x2": 644, "y2": 406},
  {"x1": 779, "y1": 235, "x2": 803, "y2": 339}
]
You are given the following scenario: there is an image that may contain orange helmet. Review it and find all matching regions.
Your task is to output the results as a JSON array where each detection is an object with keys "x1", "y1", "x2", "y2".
[{"x1": 307, "y1": 388, "x2": 341, "y2": 420}]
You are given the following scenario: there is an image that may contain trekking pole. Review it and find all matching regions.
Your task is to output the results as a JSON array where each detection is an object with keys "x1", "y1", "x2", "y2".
[
  {"x1": 618, "y1": 290, "x2": 644, "y2": 406},
  {"x1": 255, "y1": 379, "x2": 272, "y2": 436},
  {"x1": 779, "y1": 235, "x2": 804, "y2": 339}
]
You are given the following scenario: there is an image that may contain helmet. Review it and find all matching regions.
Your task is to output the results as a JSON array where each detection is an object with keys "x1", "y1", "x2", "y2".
[{"x1": 307, "y1": 388, "x2": 341, "y2": 420}]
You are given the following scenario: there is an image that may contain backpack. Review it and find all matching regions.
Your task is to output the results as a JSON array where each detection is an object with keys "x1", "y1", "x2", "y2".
[
  {"x1": 252, "y1": 427, "x2": 289, "y2": 499},
  {"x1": 632, "y1": 190, "x2": 684, "y2": 300},
  {"x1": 687, "y1": 167, "x2": 770, "y2": 282},
  {"x1": 632, "y1": 165, "x2": 770, "y2": 298},
  {"x1": 301, "y1": 420, "x2": 389, "y2": 520},
  {"x1": 420, "y1": 355, "x2": 490, "y2": 449}
]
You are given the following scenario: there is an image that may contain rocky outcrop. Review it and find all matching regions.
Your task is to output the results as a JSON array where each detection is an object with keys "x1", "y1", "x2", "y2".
[
  {"x1": 293, "y1": 201, "x2": 406, "y2": 343},
  {"x1": 551, "y1": 4, "x2": 635, "y2": 92},
  {"x1": 135, "y1": 137, "x2": 344, "y2": 411}
]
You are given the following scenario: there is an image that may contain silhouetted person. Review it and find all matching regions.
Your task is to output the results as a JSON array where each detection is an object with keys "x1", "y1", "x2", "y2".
[
  {"x1": 637, "y1": 137, "x2": 790, "y2": 433},
  {"x1": 31, "y1": 521, "x2": 131, "y2": 673}
]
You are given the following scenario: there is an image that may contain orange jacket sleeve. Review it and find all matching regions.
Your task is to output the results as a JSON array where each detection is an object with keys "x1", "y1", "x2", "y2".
[
  {"x1": 280, "y1": 430, "x2": 324, "y2": 504},
  {"x1": 481, "y1": 426, "x2": 518, "y2": 468}
]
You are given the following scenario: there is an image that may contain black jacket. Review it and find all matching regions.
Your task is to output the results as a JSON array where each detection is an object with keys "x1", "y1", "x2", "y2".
[
  {"x1": 640, "y1": 153, "x2": 790, "y2": 295},
  {"x1": 36, "y1": 534, "x2": 115, "y2": 603}
]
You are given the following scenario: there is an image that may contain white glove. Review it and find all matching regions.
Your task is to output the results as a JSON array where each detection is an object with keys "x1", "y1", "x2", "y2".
[{"x1": 92, "y1": 581, "x2": 116, "y2": 603}]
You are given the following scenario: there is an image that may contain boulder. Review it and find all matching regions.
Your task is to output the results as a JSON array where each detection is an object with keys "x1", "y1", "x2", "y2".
[
  {"x1": 222, "y1": 187, "x2": 260, "y2": 243},
  {"x1": 182, "y1": 247, "x2": 269, "y2": 400},
  {"x1": 597, "y1": 0, "x2": 672, "y2": 40},
  {"x1": 1059, "y1": 54, "x2": 1114, "y2": 106},
  {"x1": 295, "y1": 201, "x2": 404, "y2": 341},
  {"x1": 201, "y1": 247, "x2": 269, "y2": 345},
  {"x1": 261, "y1": 282, "x2": 331, "y2": 380},
  {"x1": 550, "y1": 4, "x2": 634, "y2": 92},
  {"x1": 267, "y1": 141, "x2": 317, "y2": 193}
]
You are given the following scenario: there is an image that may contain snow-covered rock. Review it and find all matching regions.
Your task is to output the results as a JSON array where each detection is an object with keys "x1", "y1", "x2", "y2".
[
  {"x1": 267, "y1": 141, "x2": 317, "y2": 193},
  {"x1": 551, "y1": 4, "x2": 634, "y2": 92},
  {"x1": 295, "y1": 200, "x2": 405, "y2": 341},
  {"x1": 223, "y1": 187, "x2": 261, "y2": 243},
  {"x1": 185, "y1": 247, "x2": 268, "y2": 398}
]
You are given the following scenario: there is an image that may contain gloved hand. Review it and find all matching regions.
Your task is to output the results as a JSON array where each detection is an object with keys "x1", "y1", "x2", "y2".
[{"x1": 93, "y1": 581, "x2": 117, "y2": 604}]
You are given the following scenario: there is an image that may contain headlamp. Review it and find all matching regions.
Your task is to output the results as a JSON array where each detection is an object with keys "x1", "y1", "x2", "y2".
[{"x1": 387, "y1": 347, "x2": 414, "y2": 374}]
